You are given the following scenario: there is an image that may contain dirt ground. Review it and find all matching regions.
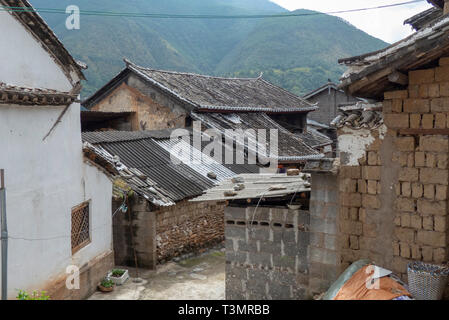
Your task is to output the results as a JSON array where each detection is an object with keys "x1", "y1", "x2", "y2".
[{"x1": 89, "y1": 247, "x2": 226, "y2": 300}]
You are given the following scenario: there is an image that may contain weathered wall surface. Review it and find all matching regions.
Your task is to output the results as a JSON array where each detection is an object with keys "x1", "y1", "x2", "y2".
[
  {"x1": 90, "y1": 81, "x2": 187, "y2": 131},
  {"x1": 307, "y1": 89, "x2": 359, "y2": 125},
  {"x1": 113, "y1": 197, "x2": 157, "y2": 269},
  {"x1": 382, "y1": 59, "x2": 449, "y2": 281},
  {"x1": 225, "y1": 206, "x2": 310, "y2": 300},
  {"x1": 0, "y1": 11, "x2": 74, "y2": 91},
  {"x1": 308, "y1": 174, "x2": 340, "y2": 295},
  {"x1": 334, "y1": 58, "x2": 449, "y2": 292},
  {"x1": 156, "y1": 200, "x2": 226, "y2": 263},
  {"x1": 0, "y1": 103, "x2": 114, "y2": 299}
]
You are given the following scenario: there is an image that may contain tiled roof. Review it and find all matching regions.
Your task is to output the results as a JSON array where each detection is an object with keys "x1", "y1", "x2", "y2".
[
  {"x1": 331, "y1": 102, "x2": 383, "y2": 129},
  {"x1": 339, "y1": 10, "x2": 449, "y2": 99},
  {"x1": 191, "y1": 112, "x2": 324, "y2": 162},
  {"x1": 302, "y1": 158, "x2": 340, "y2": 174},
  {"x1": 0, "y1": 82, "x2": 79, "y2": 105},
  {"x1": 82, "y1": 130, "x2": 259, "y2": 206},
  {"x1": 83, "y1": 59, "x2": 317, "y2": 113},
  {"x1": 404, "y1": 7, "x2": 442, "y2": 31}
]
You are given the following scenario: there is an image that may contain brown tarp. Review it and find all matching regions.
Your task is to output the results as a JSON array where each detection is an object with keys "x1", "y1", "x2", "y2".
[{"x1": 333, "y1": 265, "x2": 412, "y2": 300}]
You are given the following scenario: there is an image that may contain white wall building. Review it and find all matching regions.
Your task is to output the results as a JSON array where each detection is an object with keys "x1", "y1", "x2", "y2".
[{"x1": 0, "y1": 0, "x2": 113, "y2": 299}]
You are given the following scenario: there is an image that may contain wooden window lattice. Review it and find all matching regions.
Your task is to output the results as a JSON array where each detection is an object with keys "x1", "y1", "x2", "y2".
[{"x1": 71, "y1": 202, "x2": 90, "y2": 254}]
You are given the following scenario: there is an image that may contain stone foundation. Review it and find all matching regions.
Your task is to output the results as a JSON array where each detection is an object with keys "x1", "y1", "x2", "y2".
[{"x1": 45, "y1": 250, "x2": 114, "y2": 300}]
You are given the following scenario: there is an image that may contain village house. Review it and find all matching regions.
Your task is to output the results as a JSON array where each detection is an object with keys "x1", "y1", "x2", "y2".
[
  {"x1": 81, "y1": 59, "x2": 331, "y2": 168},
  {"x1": 302, "y1": 81, "x2": 363, "y2": 127},
  {"x1": 302, "y1": 1, "x2": 449, "y2": 297},
  {"x1": 82, "y1": 129, "x2": 260, "y2": 268},
  {"x1": 0, "y1": 0, "x2": 114, "y2": 299}
]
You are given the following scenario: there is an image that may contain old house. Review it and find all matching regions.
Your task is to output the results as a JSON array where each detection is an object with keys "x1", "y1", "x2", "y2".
[
  {"x1": 0, "y1": 0, "x2": 114, "y2": 299},
  {"x1": 82, "y1": 59, "x2": 331, "y2": 167},
  {"x1": 303, "y1": 82, "x2": 363, "y2": 126},
  {"x1": 303, "y1": 2, "x2": 449, "y2": 298},
  {"x1": 82, "y1": 130, "x2": 259, "y2": 268}
]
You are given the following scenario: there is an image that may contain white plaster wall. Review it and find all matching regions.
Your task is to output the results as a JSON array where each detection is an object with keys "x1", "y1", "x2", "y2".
[
  {"x1": 0, "y1": 102, "x2": 112, "y2": 298},
  {"x1": 338, "y1": 125, "x2": 386, "y2": 166},
  {"x1": 0, "y1": 11, "x2": 74, "y2": 91}
]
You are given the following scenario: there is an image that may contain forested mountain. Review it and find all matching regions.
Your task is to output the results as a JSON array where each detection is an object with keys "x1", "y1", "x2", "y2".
[{"x1": 31, "y1": 0, "x2": 388, "y2": 98}]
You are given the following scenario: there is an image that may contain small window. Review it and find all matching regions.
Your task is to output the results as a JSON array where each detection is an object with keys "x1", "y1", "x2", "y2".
[{"x1": 71, "y1": 201, "x2": 91, "y2": 254}]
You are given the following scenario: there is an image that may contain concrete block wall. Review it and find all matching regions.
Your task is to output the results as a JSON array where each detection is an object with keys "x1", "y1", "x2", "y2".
[
  {"x1": 307, "y1": 173, "x2": 340, "y2": 295},
  {"x1": 112, "y1": 196, "x2": 157, "y2": 269},
  {"x1": 225, "y1": 205, "x2": 311, "y2": 300}
]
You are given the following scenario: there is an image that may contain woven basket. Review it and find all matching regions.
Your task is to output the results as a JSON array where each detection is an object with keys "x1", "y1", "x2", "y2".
[{"x1": 407, "y1": 261, "x2": 449, "y2": 300}]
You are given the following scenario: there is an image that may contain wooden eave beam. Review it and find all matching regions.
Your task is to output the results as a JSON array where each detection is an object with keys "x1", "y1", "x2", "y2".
[{"x1": 388, "y1": 71, "x2": 409, "y2": 86}]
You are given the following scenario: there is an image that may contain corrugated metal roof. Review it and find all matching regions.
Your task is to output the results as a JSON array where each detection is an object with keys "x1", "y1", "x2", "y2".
[
  {"x1": 98, "y1": 139, "x2": 214, "y2": 202},
  {"x1": 155, "y1": 138, "x2": 241, "y2": 183},
  {"x1": 191, "y1": 173, "x2": 311, "y2": 202},
  {"x1": 82, "y1": 130, "x2": 259, "y2": 204},
  {"x1": 191, "y1": 112, "x2": 324, "y2": 161}
]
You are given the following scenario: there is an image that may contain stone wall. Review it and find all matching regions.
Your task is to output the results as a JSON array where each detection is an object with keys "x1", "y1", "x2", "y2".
[
  {"x1": 113, "y1": 197, "x2": 224, "y2": 268},
  {"x1": 155, "y1": 200, "x2": 226, "y2": 263},
  {"x1": 225, "y1": 205, "x2": 310, "y2": 300}
]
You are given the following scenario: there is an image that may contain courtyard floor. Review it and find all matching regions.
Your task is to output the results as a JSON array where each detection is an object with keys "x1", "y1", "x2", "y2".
[{"x1": 88, "y1": 246, "x2": 226, "y2": 300}]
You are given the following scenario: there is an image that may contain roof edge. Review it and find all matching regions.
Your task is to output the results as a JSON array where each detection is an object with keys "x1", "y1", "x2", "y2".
[{"x1": 1, "y1": 0, "x2": 85, "y2": 84}]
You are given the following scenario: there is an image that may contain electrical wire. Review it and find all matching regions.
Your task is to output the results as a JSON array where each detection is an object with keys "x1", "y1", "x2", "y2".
[{"x1": 0, "y1": 0, "x2": 426, "y2": 20}]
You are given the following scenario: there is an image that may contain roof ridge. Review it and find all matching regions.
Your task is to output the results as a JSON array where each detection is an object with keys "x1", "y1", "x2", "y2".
[{"x1": 123, "y1": 58, "x2": 261, "y2": 81}]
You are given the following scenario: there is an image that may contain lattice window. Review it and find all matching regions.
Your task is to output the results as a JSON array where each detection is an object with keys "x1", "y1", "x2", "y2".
[{"x1": 71, "y1": 202, "x2": 90, "y2": 254}]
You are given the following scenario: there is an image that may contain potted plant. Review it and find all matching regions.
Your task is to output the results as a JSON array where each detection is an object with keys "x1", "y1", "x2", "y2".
[
  {"x1": 98, "y1": 277, "x2": 115, "y2": 293},
  {"x1": 108, "y1": 268, "x2": 129, "y2": 286}
]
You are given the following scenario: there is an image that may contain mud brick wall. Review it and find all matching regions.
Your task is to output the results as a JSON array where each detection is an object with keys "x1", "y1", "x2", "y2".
[
  {"x1": 308, "y1": 173, "x2": 340, "y2": 295},
  {"x1": 155, "y1": 200, "x2": 226, "y2": 263},
  {"x1": 225, "y1": 206, "x2": 310, "y2": 300},
  {"x1": 335, "y1": 57, "x2": 449, "y2": 296},
  {"x1": 382, "y1": 58, "x2": 449, "y2": 281}
]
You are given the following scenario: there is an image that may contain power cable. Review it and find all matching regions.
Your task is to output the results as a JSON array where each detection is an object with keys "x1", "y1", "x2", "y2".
[{"x1": 0, "y1": 0, "x2": 426, "y2": 20}]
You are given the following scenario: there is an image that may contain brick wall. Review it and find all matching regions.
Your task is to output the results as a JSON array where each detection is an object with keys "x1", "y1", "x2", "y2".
[
  {"x1": 335, "y1": 57, "x2": 449, "y2": 293},
  {"x1": 382, "y1": 58, "x2": 449, "y2": 280},
  {"x1": 225, "y1": 205, "x2": 311, "y2": 300},
  {"x1": 155, "y1": 200, "x2": 226, "y2": 263}
]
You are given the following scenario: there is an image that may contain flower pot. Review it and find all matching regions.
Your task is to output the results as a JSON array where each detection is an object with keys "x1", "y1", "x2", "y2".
[
  {"x1": 98, "y1": 284, "x2": 115, "y2": 293},
  {"x1": 108, "y1": 269, "x2": 129, "y2": 286}
]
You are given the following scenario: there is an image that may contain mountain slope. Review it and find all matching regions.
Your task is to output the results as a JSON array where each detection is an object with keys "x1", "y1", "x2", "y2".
[
  {"x1": 30, "y1": 1, "x2": 387, "y2": 98},
  {"x1": 216, "y1": 9, "x2": 388, "y2": 94}
]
